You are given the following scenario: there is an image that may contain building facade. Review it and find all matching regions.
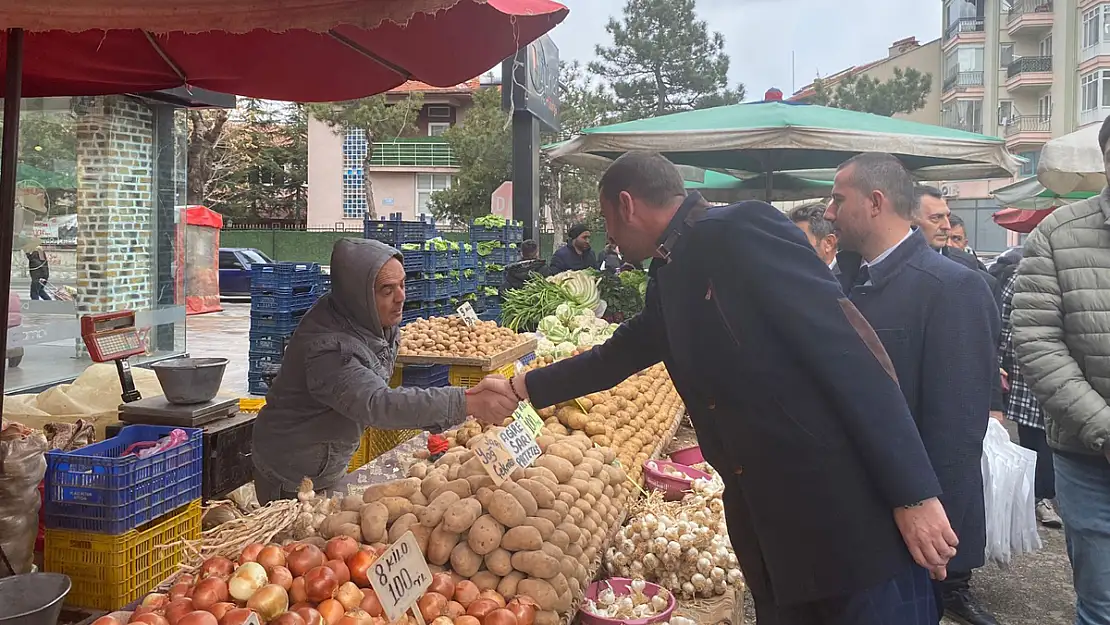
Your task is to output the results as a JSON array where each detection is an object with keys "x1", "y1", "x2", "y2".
[{"x1": 306, "y1": 79, "x2": 480, "y2": 229}]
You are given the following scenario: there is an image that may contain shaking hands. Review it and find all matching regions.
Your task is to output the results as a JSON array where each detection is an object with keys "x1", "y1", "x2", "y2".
[{"x1": 464, "y1": 374, "x2": 523, "y2": 424}]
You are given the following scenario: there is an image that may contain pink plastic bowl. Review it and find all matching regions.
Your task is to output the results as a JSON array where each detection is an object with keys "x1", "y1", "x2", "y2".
[
  {"x1": 580, "y1": 578, "x2": 676, "y2": 625},
  {"x1": 667, "y1": 445, "x2": 704, "y2": 466},
  {"x1": 642, "y1": 460, "x2": 711, "y2": 501}
]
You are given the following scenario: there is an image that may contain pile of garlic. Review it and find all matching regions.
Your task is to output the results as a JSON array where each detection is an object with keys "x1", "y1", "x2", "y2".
[
  {"x1": 582, "y1": 579, "x2": 672, "y2": 620},
  {"x1": 606, "y1": 477, "x2": 743, "y2": 599}
]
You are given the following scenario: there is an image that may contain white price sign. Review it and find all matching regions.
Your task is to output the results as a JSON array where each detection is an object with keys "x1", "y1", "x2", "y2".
[
  {"x1": 369, "y1": 531, "x2": 433, "y2": 623},
  {"x1": 473, "y1": 433, "x2": 516, "y2": 485},
  {"x1": 497, "y1": 419, "x2": 542, "y2": 469},
  {"x1": 456, "y1": 302, "x2": 480, "y2": 327}
]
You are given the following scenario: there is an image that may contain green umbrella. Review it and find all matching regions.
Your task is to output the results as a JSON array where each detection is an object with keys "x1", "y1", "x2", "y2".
[
  {"x1": 550, "y1": 101, "x2": 1021, "y2": 199},
  {"x1": 991, "y1": 176, "x2": 1095, "y2": 209},
  {"x1": 686, "y1": 170, "x2": 832, "y2": 203}
]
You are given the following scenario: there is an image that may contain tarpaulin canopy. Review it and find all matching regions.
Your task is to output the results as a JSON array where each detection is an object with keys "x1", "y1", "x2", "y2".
[
  {"x1": 180, "y1": 206, "x2": 222, "y2": 315},
  {"x1": 185, "y1": 205, "x2": 223, "y2": 230},
  {"x1": 991, "y1": 176, "x2": 1095, "y2": 209},
  {"x1": 0, "y1": 0, "x2": 568, "y2": 100},
  {"x1": 1037, "y1": 124, "x2": 1105, "y2": 195},
  {"x1": 992, "y1": 208, "x2": 1053, "y2": 234}
]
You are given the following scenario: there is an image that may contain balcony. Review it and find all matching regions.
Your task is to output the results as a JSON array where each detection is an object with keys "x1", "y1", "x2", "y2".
[
  {"x1": 943, "y1": 71, "x2": 985, "y2": 93},
  {"x1": 1003, "y1": 115, "x2": 1052, "y2": 149},
  {"x1": 1079, "y1": 106, "x2": 1110, "y2": 128},
  {"x1": 368, "y1": 139, "x2": 458, "y2": 168},
  {"x1": 944, "y1": 121, "x2": 984, "y2": 134},
  {"x1": 1004, "y1": 56, "x2": 1053, "y2": 92},
  {"x1": 1007, "y1": 0, "x2": 1053, "y2": 37},
  {"x1": 945, "y1": 17, "x2": 986, "y2": 43}
]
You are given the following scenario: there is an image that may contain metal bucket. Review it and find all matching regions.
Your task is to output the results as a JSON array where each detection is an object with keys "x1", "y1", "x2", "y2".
[
  {"x1": 0, "y1": 573, "x2": 71, "y2": 625},
  {"x1": 151, "y1": 357, "x2": 229, "y2": 404}
]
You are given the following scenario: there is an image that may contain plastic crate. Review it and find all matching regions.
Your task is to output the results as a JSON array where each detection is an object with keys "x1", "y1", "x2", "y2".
[
  {"x1": 458, "y1": 250, "x2": 478, "y2": 269},
  {"x1": 429, "y1": 278, "x2": 452, "y2": 299},
  {"x1": 401, "y1": 304, "x2": 427, "y2": 326},
  {"x1": 248, "y1": 352, "x2": 283, "y2": 374},
  {"x1": 480, "y1": 247, "x2": 520, "y2": 265},
  {"x1": 469, "y1": 222, "x2": 524, "y2": 243},
  {"x1": 448, "y1": 361, "x2": 515, "y2": 389},
  {"x1": 389, "y1": 367, "x2": 402, "y2": 388},
  {"x1": 45, "y1": 500, "x2": 201, "y2": 611},
  {"x1": 45, "y1": 426, "x2": 202, "y2": 535},
  {"x1": 250, "y1": 289, "x2": 318, "y2": 313},
  {"x1": 239, "y1": 398, "x2": 266, "y2": 412},
  {"x1": 478, "y1": 308, "x2": 502, "y2": 323},
  {"x1": 250, "y1": 309, "x2": 308, "y2": 334},
  {"x1": 248, "y1": 331, "x2": 291, "y2": 356},
  {"x1": 401, "y1": 248, "x2": 427, "y2": 273},
  {"x1": 425, "y1": 249, "x2": 450, "y2": 272},
  {"x1": 318, "y1": 275, "x2": 332, "y2": 293},
  {"x1": 459, "y1": 275, "x2": 478, "y2": 294},
  {"x1": 480, "y1": 268, "x2": 505, "y2": 286},
  {"x1": 250, "y1": 263, "x2": 321, "y2": 291},
  {"x1": 403, "y1": 277, "x2": 431, "y2": 301},
  {"x1": 248, "y1": 372, "x2": 272, "y2": 396},
  {"x1": 363, "y1": 216, "x2": 436, "y2": 245},
  {"x1": 401, "y1": 364, "x2": 450, "y2": 388},
  {"x1": 519, "y1": 352, "x2": 536, "y2": 366}
]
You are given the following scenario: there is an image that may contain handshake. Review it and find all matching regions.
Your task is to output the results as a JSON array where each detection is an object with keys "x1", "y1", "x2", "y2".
[{"x1": 464, "y1": 374, "x2": 527, "y2": 424}]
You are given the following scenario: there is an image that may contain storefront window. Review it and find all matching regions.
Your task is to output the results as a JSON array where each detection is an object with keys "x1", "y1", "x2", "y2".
[{"x1": 2, "y1": 95, "x2": 188, "y2": 393}]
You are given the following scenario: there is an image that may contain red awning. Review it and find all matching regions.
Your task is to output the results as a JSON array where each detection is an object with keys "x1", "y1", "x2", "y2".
[
  {"x1": 992, "y1": 207, "x2": 1055, "y2": 234},
  {"x1": 185, "y1": 205, "x2": 223, "y2": 229},
  {"x1": 0, "y1": 0, "x2": 567, "y2": 101}
]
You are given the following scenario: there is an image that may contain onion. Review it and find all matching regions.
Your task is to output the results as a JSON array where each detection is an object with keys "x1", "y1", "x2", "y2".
[
  {"x1": 466, "y1": 599, "x2": 498, "y2": 619},
  {"x1": 229, "y1": 563, "x2": 268, "y2": 602},
  {"x1": 199, "y1": 557, "x2": 236, "y2": 580},
  {"x1": 246, "y1": 584, "x2": 289, "y2": 622},
  {"x1": 428, "y1": 572, "x2": 455, "y2": 599},
  {"x1": 484, "y1": 609, "x2": 519, "y2": 625},
  {"x1": 418, "y1": 592, "x2": 448, "y2": 621},
  {"x1": 335, "y1": 583, "x2": 364, "y2": 611},
  {"x1": 257, "y1": 545, "x2": 287, "y2": 572},
  {"x1": 165, "y1": 599, "x2": 194, "y2": 625},
  {"x1": 345, "y1": 551, "x2": 374, "y2": 588},
  {"x1": 289, "y1": 577, "x2": 308, "y2": 604},
  {"x1": 142, "y1": 593, "x2": 169, "y2": 610},
  {"x1": 269, "y1": 613, "x2": 305, "y2": 625},
  {"x1": 358, "y1": 590, "x2": 383, "y2": 618},
  {"x1": 92, "y1": 618, "x2": 122, "y2": 625},
  {"x1": 325, "y1": 537, "x2": 360, "y2": 563},
  {"x1": 130, "y1": 609, "x2": 159, "y2": 623},
  {"x1": 294, "y1": 607, "x2": 324, "y2": 625},
  {"x1": 444, "y1": 601, "x2": 465, "y2": 619},
  {"x1": 131, "y1": 614, "x2": 169, "y2": 625},
  {"x1": 207, "y1": 603, "x2": 236, "y2": 621},
  {"x1": 453, "y1": 581, "x2": 479, "y2": 608},
  {"x1": 217, "y1": 609, "x2": 256, "y2": 625},
  {"x1": 431, "y1": 618, "x2": 454, "y2": 625},
  {"x1": 239, "y1": 543, "x2": 264, "y2": 565},
  {"x1": 454, "y1": 617, "x2": 480, "y2": 625},
  {"x1": 177, "y1": 613, "x2": 218, "y2": 625},
  {"x1": 270, "y1": 566, "x2": 294, "y2": 591},
  {"x1": 337, "y1": 609, "x2": 372, "y2": 625},
  {"x1": 506, "y1": 599, "x2": 536, "y2": 625},
  {"x1": 169, "y1": 583, "x2": 191, "y2": 600},
  {"x1": 192, "y1": 577, "x2": 229, "y2": 611},
  {"x1": 479, "y1": 589, "x2": 506, "y2": 608},
  {"x1": 304, "y1": 566, "x2": 339, "y2": 603},
  {"x1": 287, "y1": 544, "x2": 326, "y2": 577},
  {"x1": 325, "y1": 560, "x2": 351, "y2": 586},
  {"x1": 316, "y1": 599, "x2": 344, "y2": 625}
]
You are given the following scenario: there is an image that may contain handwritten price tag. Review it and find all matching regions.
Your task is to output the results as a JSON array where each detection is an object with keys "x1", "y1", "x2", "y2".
[
  {"x1": 512, "y1": 402, "x2": 544, "y2": 438},
  {"x1": 498, "y1": 419, "x2": 542, "y2": 469},
  {"x1": 472, "y1": 434, "x2": 516, "y2": 485},
  {"x1": 456, "y1": 302, "x2": 480, "y2": 327},
  {"x1": 369, "y1": 531, "x2": 433, "y2": 623}
]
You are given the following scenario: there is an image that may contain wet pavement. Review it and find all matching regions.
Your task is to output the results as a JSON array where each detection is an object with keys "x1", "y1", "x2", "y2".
[{"x1": 188, "y1": 302, "x2": 251, "y2": 396}]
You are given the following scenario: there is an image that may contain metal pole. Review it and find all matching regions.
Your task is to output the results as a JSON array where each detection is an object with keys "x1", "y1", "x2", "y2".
[{"x1": 0, "y1": 29, "x2": 25, "y2": 403}]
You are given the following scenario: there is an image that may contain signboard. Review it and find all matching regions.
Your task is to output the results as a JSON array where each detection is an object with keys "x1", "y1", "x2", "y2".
[
  {"x1": 503, "y1": 35, "x2": 560, "y2": 132},
  {"x1": 473, "y1": 433, "x2": 516, "y2": 485},
  {"x1": 497, "y1": 419, "x2": 542, "y2": 469},
  {"x1": 369, "y1": 531, "x2": 433, "y2": 623},
  {"x1": 32, "y1": 214, "x2": 78, "y2": 246},
  {"x1": 491, "y1": 181, "x2": 512, "y2": 219},
  {"x1": 512, "y1": 402, "x2": 544, "y2": 438},
  {"x1": 456, "y1": 302, "x2": 480, "y2": 327},
  {"x1": 472, "y1": 404, "x2": 544, "y2": 484}
]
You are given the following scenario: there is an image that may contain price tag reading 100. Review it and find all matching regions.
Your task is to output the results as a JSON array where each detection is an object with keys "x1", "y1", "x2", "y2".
[{"x1": 368, "y1": 531, "x2": 433, "y2": 623}]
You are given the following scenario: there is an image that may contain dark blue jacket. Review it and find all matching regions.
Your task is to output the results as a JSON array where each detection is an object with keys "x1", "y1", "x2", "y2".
[
  {"x1": 549, "y1": 243, "x2": 597, "y2": 272},
  {"x1": 527, "y1": 197, "x2": 941, "y2": 605},
  {"x1": 837, "y1": 231, "x2": 999, "y2": 573}
]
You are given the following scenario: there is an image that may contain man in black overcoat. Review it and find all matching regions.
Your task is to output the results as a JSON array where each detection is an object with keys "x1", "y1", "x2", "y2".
[
  {"x1": 827, "y1": 153, "x2": 1000, "y2": 625},
  {"x1": 478, "y1": 152, "x2": 962, "y2": 625}
]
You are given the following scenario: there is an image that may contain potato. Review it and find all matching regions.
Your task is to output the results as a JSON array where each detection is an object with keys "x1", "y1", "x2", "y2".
[
  {"x1": 501, "y1": 482, "x2": 538, "y2": 517},
  {"x1": 411, "y1": 524, "x2": 432, "y2": 555},
  {"x1": 585, "y1": 478, "x2": 604, "y2": 498},
  {"x1": 442, "y1": 497, "x2": 483, "y2": 533},
  {"x1": 359, "y1": 502, "x2": 388, "y2": 543},
  {"x1": 501, "y1": 525, "x2": 543, "y2": 552},
  {"x1": 523, "y1": 467, "x2": 559, "y2": 485},
  {"x1": 475, "y1": 487, "x2": 495, "y2": 509},
  {"x1": 535, "y1": 435, "x2": 556, "y2": 449},
  {"x1": 421, "y1": 472, "x2": 449, "y2": 499},
  {"x1": 430, "y1": 478, "x2": 472, "y2": 502},
  {"x1": 467, "y1": 514, "x2": 504, "y2": 555},
  {"x1": 545, "y1": 443, "x2": 583, "y2": 466},
  {"x1": 408, "y1": 462, "x2": 428, "y2": 479},
  {"x1": 434, "y1": 450, "x2": 468, "y2": 467},
  {"x1": 334, "y1": 523, "x2": 362, "y2": 542},
  {"x1": 488, "y1": 490, "x2": 527, "y2": 528},
  {"x1": 426, "y1": 523, "x2": 459, "y2": 566},
  {"x1": 548, "y1": 573, "x2": 570, "y2": 598},
  {"x1": 420, "y1": 490, "x2": 460, "y2": 528},
  {"x1": 497, "y1": 570, "x2": 525, "y2": 598},
  {"x1": 515, "y1": 479, "x2": 556, "y2": 510},
  {"x1": 449, "y1": 542, "x2": 482, "y2": 577},
  {"x1": 566, "y1": 543, "x2": 583, "y2": 558},
  {"x1": 534, "y1": 456, "x2": 574, "y2": 483},
  {"x1": 465, "y1": 474, "x2": 495, "y2": 492},
  {"x1": 471, "y1": 571, "x2": 501, "y2": 591},
  {"x1": 458, "y1": 456, "x2": 488, "y2": 479},
  {"x1": 341, "y1": 494, "x2": 364, "y2": 512},
  {"x1": 559, "y1": 556, "x2": 576, "y2": 581},
  {"x1": 534, "y1": 611, "x2": 560, "y2": 625},
  {"x1": 361, "y1": 477, "x2": 420, "y2": 502},
  {"x1": 321, "y1": 511, "x2": 360, "y2": 538},
  {"x1": 567, "y1": 478, "x2": 590, "y2": 497},
  {"x1": 510, "y1": 551, "x2": 560, "y2": 579},
  {"x1": 549, "y1": 529, "x2": 570, "y2": 551},
  {"x1": 484, "y1": 548, "x2": 514, "y2": 576},
  {"x1": 579, "y1": 458, "x2": 603, "y2": 477},
  {"x1": 551, "y1": 500, "x2": 570, "y2": 517},
  {"x1": 517, "y1": 578, "x2": 558, "y2": 611},
  {"x1": 388, "y1": 512, "x2": 420, "y2": 543},
  {"x1": 533, "y1": 509, "x2": 562, "y2": 526},
  {"x1": 583, "y1": 449, "x2": 606, "y2": 463},
  {"x1": 540, "y1": 543, "x2": 564, "y2": 560},
  {"x1": 379, "y1": 497, "x2": 414, "y2": 523}
]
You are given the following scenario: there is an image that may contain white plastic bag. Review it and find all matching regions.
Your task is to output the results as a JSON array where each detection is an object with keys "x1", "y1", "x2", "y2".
[{"x1": 981, "y1": 418, "x2": 1041, "y2": 565}]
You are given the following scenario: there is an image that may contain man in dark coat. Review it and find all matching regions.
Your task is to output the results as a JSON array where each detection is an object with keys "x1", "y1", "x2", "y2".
[
  {"x1": 827, "y1": 153, "x2": 1000, "y2": 625},
  {"x1": 913, "y1": 185, "x2": 998, "y2": 300},
  {"x1": 549, "y1": 223, "x2": 598, "y2": 272},
  {"x1": 502, "y1": 239, "x2": 549, "y2": 290},
  {"x1": 491, "y1": 152, "x2": 960, "y2": 625}
]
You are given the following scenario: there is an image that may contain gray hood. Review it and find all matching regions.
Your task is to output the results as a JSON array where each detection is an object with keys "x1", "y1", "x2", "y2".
[{"x1": 327, "y1": 238, "x2": 403, "y2": 344}]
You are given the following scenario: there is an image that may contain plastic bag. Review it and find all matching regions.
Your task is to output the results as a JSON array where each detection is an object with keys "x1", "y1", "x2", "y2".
[
  {"x1": 981, "y1": 418, "x2": 1041, "y2": 565},
  {"x1": 0, "y1": 421, "x2": 48, "y2": 575}
]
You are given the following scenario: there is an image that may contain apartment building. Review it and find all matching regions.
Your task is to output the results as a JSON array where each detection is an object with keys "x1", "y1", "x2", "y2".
[{"x1": 306, "y1": 78, "x2": 482, "y2": 229}]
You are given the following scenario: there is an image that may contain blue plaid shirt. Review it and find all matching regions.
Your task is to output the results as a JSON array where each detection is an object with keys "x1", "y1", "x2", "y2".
[{"x1": 999, "y1": 270, "x2": 1045, "y2": 430}]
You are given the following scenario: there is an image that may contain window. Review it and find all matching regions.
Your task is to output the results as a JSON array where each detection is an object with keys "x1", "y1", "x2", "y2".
[
  {"x1": 1039, "y1": 34, "x2": 1052, "y2": 57},
  {"x1": 1000, "y1": 43, "x2": 1014, "y2": 67},
  {"x1": 342, "y1": 129, "x2": 369, "y2": 219},
  {"x1": 1083, "y1": 7, "x2": 1106, "y2": 49},
  {"x1": 998, "y1": 100, "x2": 1014, "y2": 126},
  {"x1": 942, "y1": 99, "x2": 984, "y2": 132},
  {"x1": 1082, "y1": 71, "x2": 1100, "y2": 112},
  {"x1": 1039, "y1": 93, "x2": 1052, "y2": 118},
  {"x1": 1019, "y1": 150, "x2": 1041, "y2": 177},
  {"x1": 427, "y1": 122, "x2": 451, "y2": 137},
  {"x1": 219, "y1": 251, "x2": 243, "y2": 270},
  {"x1": 239, "y1": 250, "x2": 273, "y2": 266},
  {"x1": 426, "y1": 105, "x2": 452, "y2": 119},
  {"x1": 416, "y1": 174, "x2": 453, "y2": 216}
]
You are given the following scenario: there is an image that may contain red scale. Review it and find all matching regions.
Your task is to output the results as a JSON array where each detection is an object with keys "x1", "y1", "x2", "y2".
[{"x1": 81, "y1": 311, "x2": 145, "y2": 402}]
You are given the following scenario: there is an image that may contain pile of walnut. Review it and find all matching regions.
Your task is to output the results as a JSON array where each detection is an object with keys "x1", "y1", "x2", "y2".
[
  {"x1": 399, "y1": 317, "x2": 525, "y2": 358},
  {"x1": 315, "y1": 431, "x2": 632, "y2": 625},
  {"x1": 519, "y1": 361, "x2": 683, "y2": 484}
]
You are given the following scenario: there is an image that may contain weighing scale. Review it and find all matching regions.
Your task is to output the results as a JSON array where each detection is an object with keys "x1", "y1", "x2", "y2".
[{"x1": 81, "y1": 311, "x2": 145, "y2": 403}]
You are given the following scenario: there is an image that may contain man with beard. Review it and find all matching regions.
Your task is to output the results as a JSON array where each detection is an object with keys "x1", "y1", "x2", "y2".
[{"x1": 550, "y1": 223, "x2": 598, "y2": 272}]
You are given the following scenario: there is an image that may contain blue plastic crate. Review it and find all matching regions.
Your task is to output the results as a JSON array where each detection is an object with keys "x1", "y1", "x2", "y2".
[
  {"x1": 45, "y1": 425, "x2": 203, "y2": 534},
  {"x1": 425, "y1": 250, "x2": 450, "y2": 272},
  {"x1": 402, "y1": 249, "x2": 427, "y2": 273},
  {"x1": 478, "y1": 308, "x2": 502, "y2": 323},
  {"x1": 458, "y1": 250, "x2": 478, "y2": 269},
  {"x1": 480, "y1": 269, "x2": 505, "y2": 287},
  {"x1": 404, "y1": 277, "x2": 432, "y2": 301},
  {"x1": 519, "y1": 352, "x2": 536, "y2": 366},
  {"x1": 251, "y1": 263, "x2": 321, "y2": 292},
  {"x1": 459, "y1": 275, "x2": 478, "y2": 294},
  {"x1": 248, "y1": 331, "x2": 292, "y2": 356},
  {"x1": 250, "y1": 309, "x2": 308, "y2": 334},
  {"x1": 363, "y1": 216, "x2": 437, "y2": 245},
  {"x1": 401, "y1": 305, "x2": 426, "y2": 326},
  {"x1": 248, "y1": 372, "x2": 272, "y2": 396},
  {"x1": 429, "y1": 278, "x2": 452, "y2": 299},
  {"x1": 248, "y1": 352, "x2": 283, "y2": 374},
  {"x1": 318, "y1": 275, "x2": 332, "y2": 293},
  {"x1": 448, "y1": 250, "x2": 460, "y2": 270},
  {"x1": 447, "y1": 278, "x2": 461, "y2": 297},
  {"x1": 250, "y1": 288, "x2": 318, "y2": 313},
  {"x1": 401, "y1": 364, "x2": 450, "y2": 388},
  {"x1": 480, "y1": 247, "x2": 520, "y2": 265},
  {"x1": 469, "y1": 222, "x2": 524, "y2": 243}
]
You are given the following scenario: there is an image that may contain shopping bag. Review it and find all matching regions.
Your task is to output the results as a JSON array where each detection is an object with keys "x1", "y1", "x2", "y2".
[{"x1": 981, "y1": 418, "x2": 1041, "y2": 565}]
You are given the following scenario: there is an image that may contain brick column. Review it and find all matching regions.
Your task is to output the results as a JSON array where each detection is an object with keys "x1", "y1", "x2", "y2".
[{"x1": 73, "y1": 96, "x2": 155, "y2": 354}]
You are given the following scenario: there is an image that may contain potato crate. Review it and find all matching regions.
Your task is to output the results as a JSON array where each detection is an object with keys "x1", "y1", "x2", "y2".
[
  {"x1": 45, "y1": 500, "x2": 201, "y2": 611},
  {"x1": 45, "y1": 425, "x2": 202, "y2": 534},
  {"x1": 347, "y1": 427, "x2": 419, "y2": 472},
  {"x1": 448, "y1": 361, "x2": 515, "y2": 389}
]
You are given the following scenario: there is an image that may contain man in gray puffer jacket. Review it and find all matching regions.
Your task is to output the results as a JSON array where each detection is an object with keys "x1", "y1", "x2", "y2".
[
  {"x1": 1012, "y1": 116, "x2": 1110, "y2": 625},
  {"x1": 252, "y1": 238, "x2": 514, "y2": 503}
]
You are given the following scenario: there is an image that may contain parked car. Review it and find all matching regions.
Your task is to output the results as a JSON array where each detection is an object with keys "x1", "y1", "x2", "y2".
[{"x1": 219, "y1": 247, "x2": 274, "y2": 296}]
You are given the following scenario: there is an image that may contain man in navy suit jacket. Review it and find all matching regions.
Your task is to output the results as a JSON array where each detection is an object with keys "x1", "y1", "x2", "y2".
[{"x1": 827, "y1": 153, "x2": 1000, "y2": 625}]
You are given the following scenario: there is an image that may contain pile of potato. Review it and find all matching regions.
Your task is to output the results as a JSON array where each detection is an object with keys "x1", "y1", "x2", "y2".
[
  {"x1": 316, "y1": 431, "x2": 632, "y2": 624},
  {"x1": 399, "y1": 318, "x2": 525, "y2": 359}
]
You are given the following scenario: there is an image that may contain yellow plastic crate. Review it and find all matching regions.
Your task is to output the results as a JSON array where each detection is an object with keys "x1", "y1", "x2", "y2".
[
  {"x1": 239, "y1": 398, "x2": 266, "y2": 413},
  {"x1": 389, "y1": 366, "x2": 402, "y2": 388},
  {"x1": 448, "y1": 361, "x2": 515, "y2": 389},
  {"x1": 45, "y1": 500, "x2": 201, "y2": 611},
  {"x1": 347, "y1": 427, "x2": 419, "y2": 473},
  {"x1": 347, "y1": 441, "x2": 370, "y2": 473}
]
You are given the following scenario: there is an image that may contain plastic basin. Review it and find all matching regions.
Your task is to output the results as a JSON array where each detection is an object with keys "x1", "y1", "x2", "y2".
[
  {"x1": 0, "y1": 573, "x2": 71, "y2": 625},
  {"x1": 580, "y1": 578, "x2": 675, "y2": 625},
  {"x1": 667, "y1": 445, "x2": 704, "y2": 466},
  {"x1": 151, "y1": 357, "x2": 228, "y2": 404},
  {"x1": 642, "y1": 460, "x2": 711, "y2": 501}
]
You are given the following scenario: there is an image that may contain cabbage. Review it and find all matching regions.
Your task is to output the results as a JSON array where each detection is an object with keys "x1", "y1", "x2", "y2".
[
  {"x1": 555, "y1": 303, "x2": 575, "y2": 324},
  {"x1": 538, "y1": 315, "x2": 564, "y2": 336},
  {"x1": 536, "y1": 337, "x2": 556, "y2": 357},
  {"x1": 554, "y1": 341, "x2": 577, "y2": 359},
  {"x1": 546, "y1": 326, "x2": 569, "y2": 342}
]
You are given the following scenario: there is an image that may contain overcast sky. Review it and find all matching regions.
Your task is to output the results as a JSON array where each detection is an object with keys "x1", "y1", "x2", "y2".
[{"x1": 545, "y1": 0, "x2": 944, "y2": 98}]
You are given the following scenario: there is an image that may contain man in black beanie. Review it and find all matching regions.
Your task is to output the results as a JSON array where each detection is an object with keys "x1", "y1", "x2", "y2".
[{"x1": 550, "y1": 222, "x2": 598, "y2": 272}]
